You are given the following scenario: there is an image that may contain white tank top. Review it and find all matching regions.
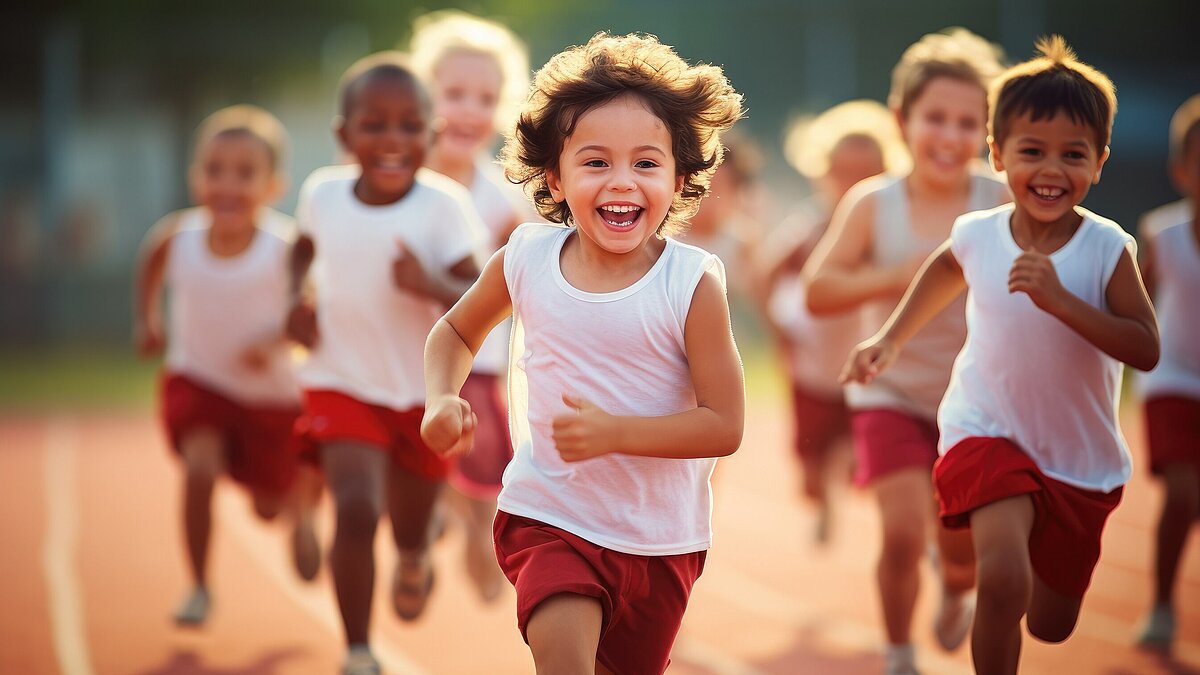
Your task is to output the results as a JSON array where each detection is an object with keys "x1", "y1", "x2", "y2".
[
  {"x1": 164, "y1": 208, "x2": 300, "y2": 406},
  {"x1": 1141, "y1": 219, "x2": 1200, "y2": 400},
  {"x1": 846, "y1": 173, "x2": 1009, "y2": 419},
  {"x1": 499, "y1": 223, "x2": 724, "y2": 555},
  {"x1": 940, "y1": 205, "x2": 1133, "y2": 492}
]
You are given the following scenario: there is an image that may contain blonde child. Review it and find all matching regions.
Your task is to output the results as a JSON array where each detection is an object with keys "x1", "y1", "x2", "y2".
[
  {"x1": 410, "y1": 9, "x2": 531, "y2": 602},
  {"x1": 421, "y1": 33, "x2": 744, "y2": 675},
  {"x1": 844, "y1": 37, "x2": 1159, "y2": 675},
  {"x1": 757, "y1": 100, "x2": 904, "y2": 543},
  {"x1": 802, "y1": 28, "x2": 1009, "y2": 673},
  {"x1": 1137, "y1": 93, "x2": 1200, "y2": 650},
  {"x1": 286, "y1": 53, "x2": 484, "y2": 675},
  {"x1": 133, "y1": 105, "x2": 321, "y2": 626}
]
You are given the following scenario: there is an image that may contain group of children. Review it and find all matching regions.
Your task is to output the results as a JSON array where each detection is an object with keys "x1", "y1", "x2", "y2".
[{"x1": 132, "y1": 11, "x2": 1198, "y2": 675}]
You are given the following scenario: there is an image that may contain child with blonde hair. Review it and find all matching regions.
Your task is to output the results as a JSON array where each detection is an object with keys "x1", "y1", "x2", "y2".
[
  {"x1": 803, "y1": 28, "x2": 1009, "y2": 673},
  {"x1": 134, "y1": 104, "x2": 321, "y2": 626},
  {"x1": 422, "y1": 33, "x2": 744, "y2": 675},
  {"x1": 844, "y1": 37, "x2": 1158, "y2": 675}
]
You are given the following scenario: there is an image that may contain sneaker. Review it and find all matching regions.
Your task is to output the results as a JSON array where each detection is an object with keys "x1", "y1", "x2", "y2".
[
  {"x1": 884, "y1": 643, "x2": 919, "y2": 675},
  {"x1": 291, "y1": 517, "x2": 320, "y2": 582},
  {"x1": 392, "y1": 552, "x2": 435, "y2": 621},
  {"x1": 341, "y1": 645, "x2": 381, "y2": 675},
  {"x1": 1137, "y1": 604, "x2": 1175, "y2": 651},
  {"x1": 934, "y1": 589, "x2": 975, "y2": 651},
  {"x1": 173, "y1": 586, "x2": 211, "y2": 627}
]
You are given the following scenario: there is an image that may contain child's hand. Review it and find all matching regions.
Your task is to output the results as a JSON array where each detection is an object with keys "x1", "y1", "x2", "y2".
[
  {"x1": 1009, "y1": 251, "x2": 1066, "y2": 314},
  {"x1": 552, "y1": 394, "x2": 616, "y2": 462},
  {"x1": 285, "y1": 300, "x2": 319, "y2": 349},
  {"x1": 238, "y1": 345, "x2": 270, "y2": 372},
  {"x1": 392, "y1": 241, "x2": 431, "y2": 296},
  {"x1": 839, "y1": 336, "x2": 900, "y2": 385},
  {"x1": 421, "y1": 395, "x2": 477, "y2": 457},
  {"x1": 134, "y1": 322, "x2": 165, "y2": 358}
]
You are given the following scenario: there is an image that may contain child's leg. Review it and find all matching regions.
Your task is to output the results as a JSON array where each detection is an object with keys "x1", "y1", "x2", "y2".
[
  {"x1": 322, "y1": 441, "x2": 387, "y2": 645},
  {"x1": 872, "y1": 467, "x2": 931, "y2": 646},
  {"x1": 386, "y1": 459, "x2": 443, "y2": 621},
  {"x1": 179, "y1": 427, "x2": 226, "y2": 587},
  {"x1": 288, "y1": 464, "x2": 324, "y2": 581},
  {"x1": 969, "y1": 495, "x2": 1035, "y2": 675},
  {"x1": 526, "y1": 593, "x2": 604, "y2": 675},
  {"x1": 1153, "y1": 463, "x2": 1200, "y2": 609}
]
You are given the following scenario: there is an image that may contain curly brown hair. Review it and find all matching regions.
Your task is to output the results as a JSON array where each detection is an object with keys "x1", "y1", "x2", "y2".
[{"x1": 500, "y1": 33, "x2": 744, "y2": 235}]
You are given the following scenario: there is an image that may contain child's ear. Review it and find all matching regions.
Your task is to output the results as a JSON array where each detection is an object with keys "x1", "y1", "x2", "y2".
[
  {"x1": 186, "y1": 162, "x2": 202, "y2": 206},
  {"x1": 893, "y1": 107, "x2": 909, "y2": 145},
  {"x1": 1092, "y1": 145, "x2": 1110, "y2": 184},
  {"x1": 270, "y1": 172, "x2": 290, "y2": 204},
  {"x1": 333, "y1": 116, "x2": 349, "y2": 149},
  {"x1": 546, "y1": 168, "x2": 566, "y2": 203},
  {"x1": 987, "y1": 135, "x2": 1005, "y2": 173},
  {"x1": 676, "y1": 174, "x2": 685, "y2": 193}
]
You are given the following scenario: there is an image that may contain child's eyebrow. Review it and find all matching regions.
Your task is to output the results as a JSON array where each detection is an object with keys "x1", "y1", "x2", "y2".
[{"x1": 574, "y1": 144, "x2": 668, "y2": 157}]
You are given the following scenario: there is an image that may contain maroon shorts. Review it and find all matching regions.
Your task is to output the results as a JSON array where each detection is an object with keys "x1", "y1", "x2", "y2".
[
  {"x1": 790, "y1": 383, "x2": 850, "y2": 463},
  {"x1": 450, "y1": 373, "x2": 514, "y2": 499},
  {"x1": 934, "y1": 437, "x2": 1123, "y2": 599},
  {"x1": 159, "y1": 373, "x2": 300, "y2": 496},
  {"x1": 1144, "y1": 395, "x2": 1200, "y2": 475},
  {"x1": 295, "y1": 390, "x2": 450, "y2": 481},
  {"x1": 850, "y1": 409, "x2": 939, "y2": 487},
  {"x1": 493, "y1": 511, "x2": 706, "y2": 675}
]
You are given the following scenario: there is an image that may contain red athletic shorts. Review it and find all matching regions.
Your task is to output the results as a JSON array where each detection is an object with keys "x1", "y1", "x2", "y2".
[
  {"x1": 850, "y1": 409, "x2": 939, "y2": 487},
  {"x1": 790, "y1": 382, "x2": 850, "y2": 463},
  {"x1": 159, "y1": 373, "x2": 300, "y2": 496},
  {"x1": 450, "y1": 373, "x2": 513, "y2": 499},
  {"x1": 295, "y1": 390, "x2": 450, "y2": 481},
  {"x1": 493, "y1": 511, "x2": 706, "y2": 675},
  {"x1": 1144, "y1": 395, "x2": 1200, "y2": 475},
  {"x1": 934, "y1": 437, "x2": 1123, "y2": 598}
]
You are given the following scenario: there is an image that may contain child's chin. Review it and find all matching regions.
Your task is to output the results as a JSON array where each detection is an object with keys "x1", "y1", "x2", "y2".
[{"x1": 363, "y1": 171, "x2": 416, "y2": 196}]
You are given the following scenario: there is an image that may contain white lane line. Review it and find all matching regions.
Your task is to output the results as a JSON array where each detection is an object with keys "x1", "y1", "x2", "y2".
[
  {"x1": 42, "y1": 416, "x2": 95, "y2": 675},
  {"x1": 217, "y1": 488, "x2": 430, "y2": 675},
  {"x1": 672, "y1": 634, "x2": 770, "y2": 675}
]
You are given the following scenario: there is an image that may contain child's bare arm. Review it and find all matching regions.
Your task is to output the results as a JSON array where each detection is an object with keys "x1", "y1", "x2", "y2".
[
  {"x1": 551, "y1": 270, "x2": 745, "y2": 461},
  {"x1": 285, "y1": 234, "x2": 317, "y2": 348},
  {"x1": 421, "y1": 248, "x2": 512, "y2": 456},
  {"x1": 1009, "y1": 246, "x2": 1159, "y2": 371},
  {"x1": 1136, "y1": 217, "x2": 1159, "y2": 300},
  {"x1": 132, "y1": 212, "x2": 182, "y2": 357},
  {"x1": 841, "y1": 242, "x2": 966, "y2": 384},
  {"x1": 803, "y1": 191, "x2": 924, "y2": 315},
  {"x1": 392, "y1": 244, "x2": 482, "y2": 309}
]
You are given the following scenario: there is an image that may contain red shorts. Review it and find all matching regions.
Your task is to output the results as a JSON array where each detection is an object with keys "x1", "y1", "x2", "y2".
[
  {"x1": 1144, "y1": 395, "x2": 1200, "y2": 475},
  {"x1": 850, "y1": 409, "x2": 939, "y2": 487},
  {"x1": 790, "y1": 383, "x2": 850, "y2": 463},
  {"x1": 449, "y1": 373, "x2": 513, "y2": 499},
  {"x1": 493, "y1": 511, "x2": 706, "y2": 675},
  {"x1": 159, "y1": 373, "x2": 300, "y2": 496},
  {"x1": 934, "y1": 437, "x2": 1123, "y2": 599},
  {"x1": 295, "y1": 390, "x2": 450, "y2": 481}
]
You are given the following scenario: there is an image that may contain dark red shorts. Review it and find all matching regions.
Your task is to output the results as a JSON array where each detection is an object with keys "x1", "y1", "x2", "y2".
[
  {"x1": 295, "y1": 390, "x2": 450, "y2": 481},
  {"x1": 934, "y1": 437, "x2": 1123, "y2": 599},
  {"x1": 493, "y1": 511, "x2": 706, "y2": 675},
  {"x1": 159, "y1": 373, "x2": 300, "y2": 496},
  {"x1": 1144, "y1": 395, "x2": 1200, "y2": 475},
  {"x1": 790, "y1": 383, "x2": 850, "y2": 463},
  {"x1": 450, "y1": 373, "x2": 513, "y2": 499},
  {"x1": 850, "y1": 409, "x2": 939, "y2": 487}
]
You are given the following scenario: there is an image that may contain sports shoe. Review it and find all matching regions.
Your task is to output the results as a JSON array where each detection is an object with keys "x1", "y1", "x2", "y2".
[
  {"x1": 884, "y1": 643, "x2": 919, "y2": 675},
  {"x1": 392, "y1": 552, "x2": 435, "y2": 621},
  {"x1": 934, "y1": 589, "x2": 975, "y2": 651},
  {"x1": 1137, "y1": 604, "x2": 1175, "y2": 651},
  {"x1": 173, "y1": 585, "x2": 211, "y2": 627},
  {"x1": 341, "y1": 644, "x2": 381, "y2": 675}
]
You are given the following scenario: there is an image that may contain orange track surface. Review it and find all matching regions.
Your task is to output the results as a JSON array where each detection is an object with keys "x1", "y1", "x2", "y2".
[{"x1": 1, "y1": 403, "x2": 1196, "y2": 674}]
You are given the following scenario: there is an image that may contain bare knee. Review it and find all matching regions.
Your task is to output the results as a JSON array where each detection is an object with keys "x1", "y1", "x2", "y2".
[
  {"x1": 977, "y1": 551, "x2": 1032, "y2": 616},
  {"x1": 1027, "y1": 578, "x2": 1081, "y2": 644},
  {"x1": 331, "y1": 487, "x2": 382, "y2": 539},
  {"x1": 252, "y1": 492, "x2": 284, "y2": 520},
  {"x1": 181, "y1": 431, "x2": 225, "y2": 485},
  {"x1": 527, "y1": 594, "x2": 602, "y2": 675},
  {"x1": 880, "y1": 521, "x2": 925, "y2": 571}
]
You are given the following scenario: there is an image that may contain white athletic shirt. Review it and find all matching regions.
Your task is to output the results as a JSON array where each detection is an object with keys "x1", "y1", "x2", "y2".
[
  {"x1": 296, "y1": 166, "x2": 483, "y2": 410},
  {"x1": 499, "y1": 223, "x2": 724, "y2": 555},
  {"x1": 1141, "y1": 219, "x2": 1200, "y2": 400},
  {"x1": 1140, "y1": 199, "x2": 1191, "y2": 238},
  {"x1": 468, "y1": 162, "x2": 527, "y2": 375},
  {"x1": 846, "y1": 173, "x2": 1009, "y2": 419},
  {"x1": 940, "y1": 205, "x2": 1134, "y2": 492},
  {"x1": 164, "y1": 207, "x2": 300, "y2": 406}
]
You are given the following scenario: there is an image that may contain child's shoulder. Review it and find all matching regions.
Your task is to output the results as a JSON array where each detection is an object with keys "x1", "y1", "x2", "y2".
[
  {"x1": 1138, "y1": 198, "x2": 1191, "y2": 239},
  {"x1": 256, "y1": 207, "x2": 299, "y2": 244},
  {"x1": 1077, "y1": 207, "x2": 1135, "y2": 246},
  {"x1": 845, "y1": 173, "x2": 903, "y2": 206},
  {"x1": 508, "y1": 222, "x2": 566, "y2": 249},
  {"x1": 415, "y1": 167, "x2": 473, "y2": 204}
]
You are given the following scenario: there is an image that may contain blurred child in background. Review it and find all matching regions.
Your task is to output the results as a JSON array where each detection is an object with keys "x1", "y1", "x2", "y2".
[{"x1": 133, "y1": 104, "x2": 321, "y2": 627}]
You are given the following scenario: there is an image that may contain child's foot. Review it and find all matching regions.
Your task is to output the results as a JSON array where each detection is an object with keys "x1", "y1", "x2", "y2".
[
  {"x1": 1137, "y1": 604, "x2": 1175, "y2": 651},
  {"x1": 884, "y1": 643, "x2": 919, "y2": 675},
  {"x1": 173, "y1": 585, "x2": 211, "y2": 627},
  {"x1": 291, "y1": 517, "x2": 320, "y2": 582},
  {"x1": 465, "y1": 531, "x2": 503, "y2": 602},
  {"x1": 392, "y1": 551, "x2": 435, "y2": 621},
  {"x1": 933, "y1": 589, "x2": 975, "y2": 651},
  {"x1": 341, "y1": 644, "x2": 381, "y2": 675}
]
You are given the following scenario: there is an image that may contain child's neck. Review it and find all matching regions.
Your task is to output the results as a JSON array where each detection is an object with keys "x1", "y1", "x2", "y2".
[
  {"x1": 561, "y1": 230, "x2": 666, "y2": 294},
  {"x1": 1009, "y1": 205, "x2": 1084, "y2": 254},
  {"x1": 426, "y1": 147, "x2": 476, "y2": 187},
  {"x1": 354, "y1": 178, "x2": 414, "y2": 206},
  {"x1": 207, "y1": 220, "x2": 257, "y2": 258},
  {"x1": 906, "y1": 166, "x2": 972, "y2": 201}
]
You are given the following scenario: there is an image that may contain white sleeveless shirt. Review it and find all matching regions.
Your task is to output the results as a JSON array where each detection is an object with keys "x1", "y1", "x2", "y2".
[
  {"x1": 1141, "y1": 219, "x2": 1200, "y2": 400},
  {"x1": 940, "y1": 205, "x2": 1134, "y2": 492},
  {"x1": 846, "y1": 173, "x2": 1009, "y2": 419},
  {"x1": 164, "y1": 208, "x2": 300, "y2": 406},
  {"x1": 499, "y1": 223, "x2": 724, "y2": 555}
]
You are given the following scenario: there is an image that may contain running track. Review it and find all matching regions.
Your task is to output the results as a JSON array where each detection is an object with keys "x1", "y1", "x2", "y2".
[{"x1": 1, "y1": 403, "x2": 1196, "y2": 674}]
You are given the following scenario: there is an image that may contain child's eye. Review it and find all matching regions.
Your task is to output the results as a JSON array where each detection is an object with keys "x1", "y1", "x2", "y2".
[
  {"x1": 1064, "y1": 151, "x2": 1085, "y2": 160},
  {"x1": 1019, "y1": 147, "x2": 1041, "y2": 157},
  {"x1": 361, "y1": 119, "x2": 385, "y2": 132},
  {"x1": 634, "y1": 160, "x2": 659, "y2": 169},
  {"x1": 584, "y1": 159, "x2": 608, "y2": 168}
]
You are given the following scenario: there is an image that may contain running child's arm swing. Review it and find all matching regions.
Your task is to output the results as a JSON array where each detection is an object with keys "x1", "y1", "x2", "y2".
[
  {"x1": 132, "y1": 212, "x2": 182, "y2": 357},
  {"x1": 391, "y1": 242, "x2": 481, "y2": 309},
  {"x1": 285, "y1": 234, "x2": 318, "y2": 348}
]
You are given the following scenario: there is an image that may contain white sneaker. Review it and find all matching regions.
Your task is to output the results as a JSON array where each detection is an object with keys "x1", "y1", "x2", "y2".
[
  {"x1": 884, "y1": 643, "x2": 919, "y2": 675},
  {"x1": 173, "y1": 586, "x2": 210, "y2": 627},
  {"x1": 1137, "y1": 604, "x2": 1175, "y2": 651},
  {"x1": 342, "y1": 645, "x2": 381, "y2": 675},
  {"x1": 934, "y1": 589, "x2": 975, "y2": 651}
]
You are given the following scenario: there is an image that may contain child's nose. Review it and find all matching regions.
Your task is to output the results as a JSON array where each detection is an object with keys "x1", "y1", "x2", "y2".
[{"x1": 607, "y1": 167, "x2": 637, "y2": 192}]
